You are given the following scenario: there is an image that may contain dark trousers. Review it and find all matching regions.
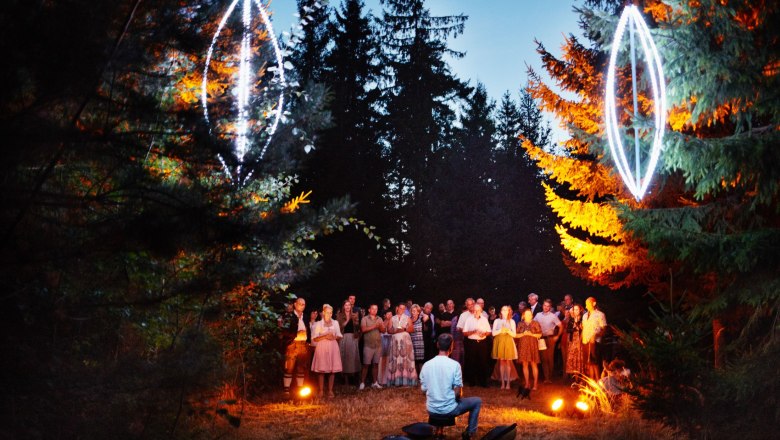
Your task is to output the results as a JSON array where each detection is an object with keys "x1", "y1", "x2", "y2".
[{"x1": 464, "y1": 338, "x2": 490, "y2": 387}]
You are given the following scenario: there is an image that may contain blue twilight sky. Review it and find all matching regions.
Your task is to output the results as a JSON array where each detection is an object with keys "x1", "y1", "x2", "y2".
[{"x1": 268, "y1": 0, "x2": 587, "y2": 144}]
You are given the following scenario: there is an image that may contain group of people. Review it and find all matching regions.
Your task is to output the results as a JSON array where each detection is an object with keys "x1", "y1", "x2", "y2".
[{"x1": 279, "y1": 293, "x2": 609, "y2": 397}]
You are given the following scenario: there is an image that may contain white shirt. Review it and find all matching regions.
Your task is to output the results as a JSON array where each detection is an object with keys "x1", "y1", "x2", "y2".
[
  {"x1": 294, "y1": 310, "x2": 307, "y2": 341},
  {"x1": 456, "y1": 310, "x2": 487, "y2": 330},
  {"x1": 492, "y1": 318, "x2": 516, "y2": 337},
  {"x1": 582, "y1": 309, "x2": 607, "y2": 344},
  {"x1": 460, "y1": 313, "x2": 491, "y2": 340},
  {"x1": 311, "y1": 319, "x2": 343, "y2": 340},
  {"x1": 534, "y1": 311, "x2": 562, "y2": 337}
]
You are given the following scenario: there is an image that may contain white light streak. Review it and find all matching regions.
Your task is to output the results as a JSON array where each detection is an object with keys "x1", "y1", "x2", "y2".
[
  {"x1": 202, "y1": 0, "x2": 287, "y2": 182},
  {"x1": 604, "y1": 5, "x2": 666, "y2": 201}
]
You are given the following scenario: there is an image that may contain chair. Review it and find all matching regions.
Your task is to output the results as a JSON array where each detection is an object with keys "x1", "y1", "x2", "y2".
[{"x1": 427, "y1": 412, "x2": 456, "y2": 439}]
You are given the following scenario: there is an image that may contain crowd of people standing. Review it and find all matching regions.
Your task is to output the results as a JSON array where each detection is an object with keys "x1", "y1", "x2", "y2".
[{"x1": 279, "y1": 293, "x2": 608, "y2": 397}]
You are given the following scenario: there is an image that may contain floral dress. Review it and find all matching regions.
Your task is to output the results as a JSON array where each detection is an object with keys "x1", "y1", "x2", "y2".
[
  {"x1": 384, "y1": 315, "x2": 418, "y2": 386},
  {"x1": 411, "y1": 317, "x2": 425, "y2": 361},
  {"x1": 566, "y1": 317, "x2": 585, "y2": 375},
  {"x1": 515, "y1": 321, "x2": 542, "y2": 363}
]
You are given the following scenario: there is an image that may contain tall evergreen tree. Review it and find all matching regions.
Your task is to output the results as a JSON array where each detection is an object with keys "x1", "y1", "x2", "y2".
[
  {"x1": 297, "y1": 0, "x2": 390, "y2": 298},
  {"x1": 379, "y1": 0, "x2": 468, "y2": 281},
  {"x1": 288, "y1": 0, "x2": 330, "y2": 85}
]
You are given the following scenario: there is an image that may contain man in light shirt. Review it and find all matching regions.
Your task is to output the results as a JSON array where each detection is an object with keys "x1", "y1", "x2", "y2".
[
  {"x1": 534, "y1": 299, "x2": 563, "y2": 384},
  {"x1": 461, "y1": 303, "x2": 492, "y2": 387},
  {"x1": 420, "y1": 334, "x2": 482, "y2": 440},
  {"x1": 280, "y1": 297, "x2": 310, "y2": 394},
  {"x1": 582, "y1": 296, "x2": 608, "y2": 379}
]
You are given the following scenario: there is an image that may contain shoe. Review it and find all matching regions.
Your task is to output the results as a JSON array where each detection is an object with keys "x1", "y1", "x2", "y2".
[
  {"x1": 371, "y1": 382, "x2": 383, "y2": 389},
  {"x1": 358, "y1": 383, "x2": 365, "y2": 390}
]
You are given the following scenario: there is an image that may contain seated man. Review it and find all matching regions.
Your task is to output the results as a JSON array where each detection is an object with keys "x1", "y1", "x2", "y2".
[{"x1": 420, "y1": 333, "x2": 482, "y2": 440}]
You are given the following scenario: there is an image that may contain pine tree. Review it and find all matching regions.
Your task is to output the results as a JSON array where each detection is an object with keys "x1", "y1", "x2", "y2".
[
  {"x1": 380, "y1": 0, "x2": 468, "y2": 277},
  {"x1": 297, "y1": 0, "x2": 391, "y2": 297},
  {"x1": 523, "y1": 33, "x2": 667, "y2": 290},
  {"x1": 0, "y1": 1, "x2": 356, "y2": 435},
  {"x1": 288, "y1": 0, "x2": 330, "y2": 85}
]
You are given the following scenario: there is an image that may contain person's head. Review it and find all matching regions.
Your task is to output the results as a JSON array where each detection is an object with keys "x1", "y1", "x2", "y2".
[
  {"x1": 500, "y1": 305, "x2": 512, "y2": 320},
  {"x1": 473, "y1": 303, "x2": 483, "y2": 315},
  {"x1": 476, "y1": 298, "x2": 485, "y2": 309},
  {"x1": 342, "y1": 300, "x2": 352, "y2": 314},
  {"x1": 564, "y1": 294, "x2": 574, "y2": 306},
  {"x1": 446, "y1": 299, "x2": 455, "y2": 312},
  {"x1": 368, "y1": 304, "x2": 378, "y2": 317},
  {"x1": 411, "y1": 304, "x2": 421, "y2": 319},
  {"x1": 383, "y1": 298, "x2": 391, "y2": 309},
  {"x1": 293, "y1": 297, "x2": 305, "y2": 313},
  {"x1": 571, "y1": 304, "x2": 582, "y2": 318},
  {"x1": 543, "y1": 299, "x2": 553, "y2": 313},
  {"x1": 436, "y1": 333, "x2": 454, "y2": 353},
  {"x1": 586, "y1": 297, "x2": 597, "y2": 312},
  {"x1": 322, "y1": 304, "x2": 333, "y2": 320},
  {"x1": 528, "y1": 293, "x2": 539, "y2": 305},
  {"x1": 522, "y1": 309, "x2": 533, "y2": 323},
  {"x1": 518, "y1": 301, "x2": 527, "y2": 312},
  {"x1": 424, "y1": 302, "x2": 433, "y2": 314},
  {"x1": 396, "y1": 302, "x2": 406, "y2": 316},
  {"x1": 348, "y1": 295, "x2": 356, "y2": 306},
  {"x1": 438, "y1": 303, "x2": 446, "y2": 313},
  {"x1": 406, "y1": 299, "x2": 413, "y2": 309},
  {"x1": 465, "y1": 298, "x2": 475, "y2": 311},
  {"x1": 384, "y1": 310, "x2": 393, "y2": 320},
  {"x1": 488, "y1": 306, "x2": 496, "y2": 317}
]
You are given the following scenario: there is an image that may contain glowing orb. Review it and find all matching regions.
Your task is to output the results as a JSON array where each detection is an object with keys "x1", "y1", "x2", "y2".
[
  {"x1": 298, "y1": 386, "x2": 312, "y2": 398},
  {"x1": 575, "y1": 401, "x2": 590, "y2": 412},
  {"x1": 202, "y1": 0, "x2": 286, "y2": 180},
  {"x1": 551, "y1": 398, "x2": 564, "y2": 412},
  {"x1": 604, "y1": 5, "x2": 666, "y2": 201}
]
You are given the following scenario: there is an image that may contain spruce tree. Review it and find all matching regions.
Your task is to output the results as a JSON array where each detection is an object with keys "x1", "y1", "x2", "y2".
[{"x1": 379, "y1": 0, "x2": 468, "y2": 279}]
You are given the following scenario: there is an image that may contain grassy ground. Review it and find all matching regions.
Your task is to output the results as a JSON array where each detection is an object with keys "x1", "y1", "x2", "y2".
[{"x1": 191, "y1": 381, "x2": 685, "y2": 439}]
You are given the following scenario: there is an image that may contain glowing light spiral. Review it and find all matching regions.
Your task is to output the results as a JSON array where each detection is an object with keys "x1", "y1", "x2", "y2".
[
  {"x1": 202, "y1": 0, "x2": 286, "y2": 181},
  {"x1": 604, "y1": 5, "x2": 667, "y2": 201}
]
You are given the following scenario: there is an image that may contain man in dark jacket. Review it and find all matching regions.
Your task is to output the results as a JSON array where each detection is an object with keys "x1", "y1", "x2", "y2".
[{"x1": 280, "y1": 297, "x2": 311, "y2": 394}]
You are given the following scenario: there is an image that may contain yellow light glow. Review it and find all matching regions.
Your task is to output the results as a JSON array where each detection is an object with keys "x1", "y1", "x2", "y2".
[
  {"x1": 575, "y1": 401, "x2": 589, "y2": 412},
  {"x1": 551, "y1": 399, "x2": 564, "y2": 412},
  {"x1": 299, "y1": 386, "x2": 312, "y2": 398}
]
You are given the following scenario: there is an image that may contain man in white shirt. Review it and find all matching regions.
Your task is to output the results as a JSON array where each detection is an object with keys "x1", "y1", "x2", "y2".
[
  {"x1": 456, "y1": 298, "x2": 476, "y2": 332},
  {"x1": 582, "y1": 296, "x2": 608, "y2": 379},
  {"x1": 461, "y1": 303, "x2": 492, "y2": 387},
  {"x1": 534, "y1": 299, "x2": 563, "y2": 384},
  {"x1": 420, "y1": 334, "x2": 482, "y2": 440}
]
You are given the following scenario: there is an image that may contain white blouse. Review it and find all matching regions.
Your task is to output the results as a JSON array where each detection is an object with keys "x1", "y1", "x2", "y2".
[
  {"x1": 492, "y1": 318, "x2": 517, "y2": 337},
  {"x1": 311, "y1": 319, "x2": 343, "y2": 340}
]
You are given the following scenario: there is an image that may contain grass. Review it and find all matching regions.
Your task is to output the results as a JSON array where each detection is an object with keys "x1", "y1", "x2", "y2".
[{"x1": 188, "y1": 381, "x2": 685, "y2": 439}]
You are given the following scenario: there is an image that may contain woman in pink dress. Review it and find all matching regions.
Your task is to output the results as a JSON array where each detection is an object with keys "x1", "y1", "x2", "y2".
[{"x1": 311, "y1": 304, "x2": 343, "y2": 398}]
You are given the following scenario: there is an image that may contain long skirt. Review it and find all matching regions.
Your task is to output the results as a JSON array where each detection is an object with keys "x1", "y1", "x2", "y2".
[
  {"x1": 384, "y1": 333, "x2": 418, "y2": 386},
  {"x1": 311, "y1": 340, "x2": 342, "y2": 373},
  {"x1": 339, "y1": 333, "x2": 361, "y2": 374},
  {"x1": 566, "y1": 332, "x2": 585, "y2": 375}
]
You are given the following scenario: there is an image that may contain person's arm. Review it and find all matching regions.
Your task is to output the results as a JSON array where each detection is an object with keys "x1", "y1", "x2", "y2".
[
  {"x1": 492, "y1": 319, "x2": 502, "y2": 337},
  {"x1": 508, "y1": 320, "x2": 517, "y2": 338},
  {"x1": 406, "y1": 319, "x2": 414, "y2": 333},
  {"x1": 453, "y1": 365, "x2": 463, "y2": 401},
  {"x1": 334, "y1": 321, "x2": 343, "y2": 341}
]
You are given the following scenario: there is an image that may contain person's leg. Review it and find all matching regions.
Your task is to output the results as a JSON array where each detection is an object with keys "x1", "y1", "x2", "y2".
[
  {"x1": 449, "y1": 396, "x2": 482, "y2": 435},
  {"x1": 317, "y1": 373, "x2": 324, "y2": 398},
  {"x1": 522, "y1": 362, "x2": 530, "y2": 388},
  {"x1": 283, "y1": 343, "x2": 295, "y2": 391},
  {"x1": 328, "y1": 373, "x2": 335, "y2": 397},
  {"x1": 371, "y1": 363, "x2": 380, "y2": 386},
  {"x1": 531, "y1": 363, "x2": 539, "y2": 390},
  {"x1": 360, "y1": 363, "x2": 369, "y2": 387},
  {"x1": 463, "y1": 339, "x2": 475, "y2": 386},
  {"x1": 477, "y1": 341, "x2": 489, "y2": 387}
]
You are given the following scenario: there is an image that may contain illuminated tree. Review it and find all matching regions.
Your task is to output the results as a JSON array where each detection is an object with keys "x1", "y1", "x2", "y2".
[{"x1": 523, "y1": 34, "x2": 666, "y2": 290}]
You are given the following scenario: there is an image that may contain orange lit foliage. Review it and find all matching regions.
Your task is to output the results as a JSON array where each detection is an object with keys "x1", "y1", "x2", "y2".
[{"x1": 523, "y1": 36, "x2": 665, "y2": 290}]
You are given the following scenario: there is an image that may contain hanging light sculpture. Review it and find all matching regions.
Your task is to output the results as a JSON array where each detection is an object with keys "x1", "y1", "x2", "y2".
[
  {"x1": 604, "y1": 5, "x2": 667, "y2": 201},
  {"x1": 201, "y1": 0, "x2": 286, "y2": 181}
]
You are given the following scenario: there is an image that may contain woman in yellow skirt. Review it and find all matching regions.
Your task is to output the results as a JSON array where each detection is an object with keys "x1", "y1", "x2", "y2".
[{"x1": 491, "y1": 305, "x2": 518, "y2": 390}]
